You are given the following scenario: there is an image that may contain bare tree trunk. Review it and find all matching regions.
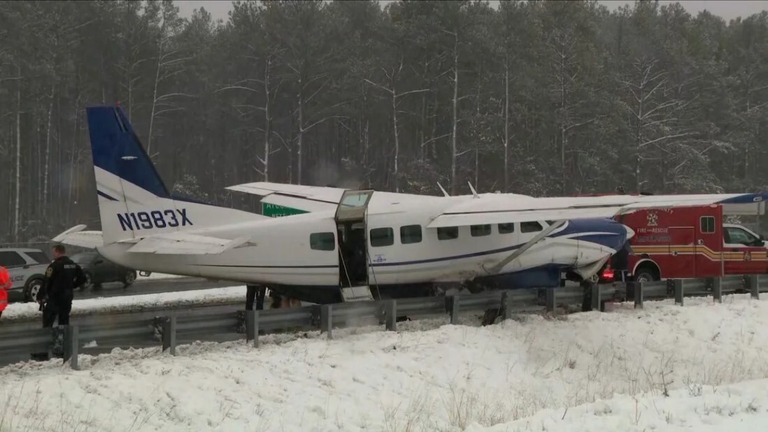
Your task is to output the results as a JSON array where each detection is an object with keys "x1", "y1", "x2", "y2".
[
  {"x1": 559, "y1": 50, "x2": 567, "y2": 195},
  {"x1": 14, "y1": 68, "x2": 21, "y2": 242},
  {"x1": 450, "y1": 31, "x2": 459, "y2": 195},
  {"x1": 634, "y1": 89, "x2": 644, "y2": 193},
  {"x1": 392, "y1": 90, "x2": 399, "y2": 192},
  {"x1": 297, "y1": 77, "x2": 303, "y2": 185},
  {"x1": 147, "y1": 46, "x2": 162, "y2": 155},
  {"x1": 362, "y1": 84, "x2": 369, "y2": 170},
  {"x1": 504, "y1": 59, "x2": 510, "y2": 192},
  {"x1": 43, "y1": 84, "x2": 54, "y2": 218},
  {"x1": 263, "y1": 57, "x2": 271, "y2": 182}
]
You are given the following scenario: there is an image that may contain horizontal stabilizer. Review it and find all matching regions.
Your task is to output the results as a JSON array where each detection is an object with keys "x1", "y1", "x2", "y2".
[
  {"x1": 122, "y1": 232, "x2": 253, "y2": 255},
  {"x1": 52, "y1": 225, "x2": 104, "y2": 249}
]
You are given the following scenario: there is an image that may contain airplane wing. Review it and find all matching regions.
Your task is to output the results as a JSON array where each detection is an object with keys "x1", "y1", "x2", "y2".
[
  {"x1": 427, "y1": 192, "x2": 768, "y2": 228},
  {"x1": 227, "y1": 181, "x2": 444, "y2": 212},
  {"x1": 119, "y1": 232, "x2": 253, "y2": 255},
  {"x1": 52, "y1": 225, "x2": 104, "y2": 249},
  {"x1": 226, "y1": 182, "x2": 347, "y2": 212}
]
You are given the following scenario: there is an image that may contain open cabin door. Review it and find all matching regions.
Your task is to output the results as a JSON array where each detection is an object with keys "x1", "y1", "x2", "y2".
[{"x1": 335, "y1": 190, "x2": 375, "y2": 301}]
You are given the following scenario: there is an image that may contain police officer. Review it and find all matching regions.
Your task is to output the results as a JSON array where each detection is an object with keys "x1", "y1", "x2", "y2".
[{"x1": 37, "y1": 244, "x2": 86, "y2": 327}]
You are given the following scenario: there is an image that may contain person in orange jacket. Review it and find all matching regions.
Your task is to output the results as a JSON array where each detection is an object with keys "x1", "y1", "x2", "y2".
[{"x1": 0, "y1": 266, "x2": 10, "y2": 319}]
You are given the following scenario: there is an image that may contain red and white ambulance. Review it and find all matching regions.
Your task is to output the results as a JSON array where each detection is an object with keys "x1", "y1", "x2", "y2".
[{"x1": 606, "y1": 204, "x2": 768, "y2": 282}]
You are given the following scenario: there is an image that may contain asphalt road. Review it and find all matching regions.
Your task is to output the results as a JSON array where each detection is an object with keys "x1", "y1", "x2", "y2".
[
  {"x1": 72, "y1": 276, "x2": 241, "y2": 300},
  {"x1": 7, "y1": 276, "x2": 242, "y2": 303}
]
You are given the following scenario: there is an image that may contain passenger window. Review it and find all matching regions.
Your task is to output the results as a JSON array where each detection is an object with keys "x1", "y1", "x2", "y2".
[
  {"x1": 309, "y1": 232, "x2": 335, "y2": 251},
  {"x1": 400, "y1": 225, "x2": 422, "y2": 244},
  {"x1": 26, "y1": 251, "x2": 50, "y2": 264},
  {"x1": 521, "y1": 221, "x2": 543, "y2": 233},
  {"x1": 0, "y1": 251, "x2": 26, "y2": 267},
  {"x1": 370, "y1": 227, "x2": 394, "y2": 247},
  {"x1": 726, "y1": 227, "x2": 756, "y2": 245},
  {"x1": 498, "y1": 223, "x2": 515, "y2": 234},
  {"x1": 700, "y1": 216, "x2": 715, "y2": 234},
  {"x1": 470, "y1": 224, "x2": 491, "y2": 237},
  {"x1": 438, "y1": 226, "x2": 459, "y2": 240}
]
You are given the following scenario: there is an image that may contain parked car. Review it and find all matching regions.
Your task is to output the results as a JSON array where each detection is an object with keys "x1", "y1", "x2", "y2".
[
  {"x1": 71, "y1": 251, "x2": 137, "y2": 290},
  {"x1": 0, "y1": 248, "x2": 50, "y2": 302}
]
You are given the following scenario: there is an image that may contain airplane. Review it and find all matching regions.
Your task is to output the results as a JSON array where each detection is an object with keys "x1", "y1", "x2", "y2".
[{"x1": 52, "y1": 105, "x2": 768, "y2": 307}]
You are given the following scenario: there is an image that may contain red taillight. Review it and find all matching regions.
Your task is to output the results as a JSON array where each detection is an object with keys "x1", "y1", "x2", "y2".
[{"x1": 602, "y1": 267, "x2": 615, "y2": 281}]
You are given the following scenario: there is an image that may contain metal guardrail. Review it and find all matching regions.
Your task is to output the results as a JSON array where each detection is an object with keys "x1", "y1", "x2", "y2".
[{"x1": 2, "y1": 274, "x2": 768, "y2": 370}]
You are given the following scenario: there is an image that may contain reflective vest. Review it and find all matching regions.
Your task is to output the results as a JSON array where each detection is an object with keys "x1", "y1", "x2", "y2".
[{"x1": 0, "y1": 266, "x2": 9, "y2": 312}]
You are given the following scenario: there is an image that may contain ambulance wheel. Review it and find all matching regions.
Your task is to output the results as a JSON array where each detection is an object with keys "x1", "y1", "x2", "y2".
[{"x1": 634, "y1": 267, "x2": 659, "y2": 283}]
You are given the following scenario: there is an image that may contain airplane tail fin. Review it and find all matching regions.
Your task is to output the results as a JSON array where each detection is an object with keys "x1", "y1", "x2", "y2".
[{"x1": 86, "y1": 105, "x2": 262, "y2": 245}]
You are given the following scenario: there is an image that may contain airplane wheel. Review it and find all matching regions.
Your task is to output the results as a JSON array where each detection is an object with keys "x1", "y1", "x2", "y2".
[{"x1": 122, "y1": 270, "x2": 137, "y2": 287}]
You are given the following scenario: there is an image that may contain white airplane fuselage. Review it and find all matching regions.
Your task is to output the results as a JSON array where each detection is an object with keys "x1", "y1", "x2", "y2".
[{"x1": 92, "y1": 191, "x2": 630, "y2": 303}]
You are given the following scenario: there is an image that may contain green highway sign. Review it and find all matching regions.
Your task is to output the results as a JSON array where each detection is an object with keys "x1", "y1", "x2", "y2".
[{"x1": 261, "y1": 203, "x2": 308, "y2": 218}]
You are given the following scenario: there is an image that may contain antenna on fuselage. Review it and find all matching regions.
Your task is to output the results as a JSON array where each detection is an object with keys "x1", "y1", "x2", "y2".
[
  {"x1": 468, "y1": 181, "x2": 479, "y2": 198},
  {"x1": 437, "y1": 182, "x2": 450, "y2": 197}
]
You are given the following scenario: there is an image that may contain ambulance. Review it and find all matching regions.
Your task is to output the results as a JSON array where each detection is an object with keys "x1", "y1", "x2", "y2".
[{"x1": 603, "y1": 204, "x2": 767, "y2": 282}]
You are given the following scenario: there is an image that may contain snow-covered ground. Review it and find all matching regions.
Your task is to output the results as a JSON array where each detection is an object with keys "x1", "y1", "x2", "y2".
[
  {"x1": 3, "y1": 293, "x2": 768, "y2": 431},
  {"x1": 1, "y1": 285, "x2": 246, "y2": 320}
]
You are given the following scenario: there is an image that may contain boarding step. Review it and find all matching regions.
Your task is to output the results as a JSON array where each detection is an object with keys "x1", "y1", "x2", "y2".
[{"x1": 341, "y1": 285, "x2": 374, "y2": 302}]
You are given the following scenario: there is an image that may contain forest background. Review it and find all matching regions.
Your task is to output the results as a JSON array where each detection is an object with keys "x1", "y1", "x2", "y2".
[{"x1": 1, "y1": 0, "x2": 767, "y2": 243}]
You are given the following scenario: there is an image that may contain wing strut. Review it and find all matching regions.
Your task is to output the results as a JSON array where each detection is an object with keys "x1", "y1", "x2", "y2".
[{"x1": 483, "y1": 220, "x2": 567, "y2": 275}]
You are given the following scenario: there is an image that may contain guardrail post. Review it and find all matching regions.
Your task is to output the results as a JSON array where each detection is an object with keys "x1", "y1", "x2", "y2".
[
  {"x1": 448, "y1": 295, "x2": 459, "y2": 324},
  {"x1": 384, "y1": 300, "x2": 397, "y2": 332},
  {"x1": 245, "y1": 310, "x2": 260, "y2": 348},
  {"x1": 162, "y1": 316, "x2": 177, "y2": 355},
  {"x1": 62, "y1": 325, "x2": 79, "y2": 370},
  {"x1": 747, "y1": 274, "x2": 759, "y2": 299},
  {"x1": 712, "y1": 277, "x2": 722, "y2": 303},
  {"x1": 633, "y1": 282, "x2": 644, "y2": 309},
  {"x1": 591, "y1": 284, "x2": 601, "y2": 312},
  {"x1": 320, "y1": 305, "x2": 333, "y2": 339},
  {"x1": 501, "y1": 291, "x2": 513, "y2": 320},
  {"x1": 546, "y1": 288, "x2": 555, "y2": 312},
  {"x1": 674, "y1": 280, "x2": 684, "y2": 306}
]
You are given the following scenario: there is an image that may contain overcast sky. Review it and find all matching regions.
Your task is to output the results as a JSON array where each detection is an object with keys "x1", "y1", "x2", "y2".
[{"x1": 174, "y1": 1, "x2": 768, "y2": 23}]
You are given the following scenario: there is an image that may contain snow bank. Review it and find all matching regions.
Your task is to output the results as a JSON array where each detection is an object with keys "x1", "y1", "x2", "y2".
[
  {"x1": 3, "y1": 293, "x2": 768, "y2": 431},
  {"x1": 1, "y1": 285, "x2": 246, "y2": 320}
]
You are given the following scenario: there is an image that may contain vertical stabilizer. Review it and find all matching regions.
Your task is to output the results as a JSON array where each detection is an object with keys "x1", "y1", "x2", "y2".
[{"x1": 85, "y1": 105, "x2": 260, "y2": 245}]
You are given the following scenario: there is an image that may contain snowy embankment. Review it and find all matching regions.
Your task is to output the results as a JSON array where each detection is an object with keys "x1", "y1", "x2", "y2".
[
  {"x1": 3, "y1": 294, "x2": 768, "y2": 431},
  {"x1": 1, "y1": 285, "x2": 246, "y2": 320}
]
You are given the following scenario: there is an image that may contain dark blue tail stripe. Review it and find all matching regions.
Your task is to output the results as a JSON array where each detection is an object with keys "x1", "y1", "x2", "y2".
[
  {"x1": 97, "y1": 190, "x2": 118, "y2": 201},
  {"x1": 86, "y1": 106, "x2": 170, "y2": 198}
]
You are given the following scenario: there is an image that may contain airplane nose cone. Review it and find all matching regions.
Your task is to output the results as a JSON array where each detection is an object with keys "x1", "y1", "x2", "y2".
[
  {"x1": 624, "y1": 224, "x2": 635, "y2": 239},
  {"x1": 549, "y1": 218, "x2": 629, "y2": 252}
]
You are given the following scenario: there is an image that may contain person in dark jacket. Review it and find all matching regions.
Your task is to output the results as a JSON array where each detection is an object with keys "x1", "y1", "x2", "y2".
[{"x1": 37, "y1": 244, "x2": 87, "y2": 327}]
